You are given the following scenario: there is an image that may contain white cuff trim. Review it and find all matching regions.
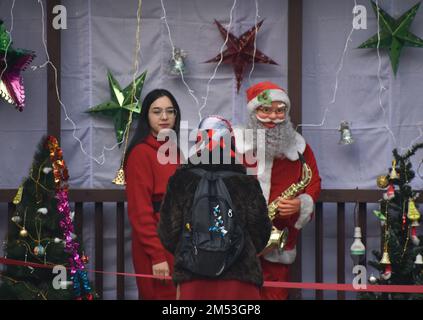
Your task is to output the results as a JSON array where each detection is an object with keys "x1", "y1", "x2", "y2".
[
  {"x1": 263, "y1": 247, "x2": 297, "y2": 264},
  {"x1": 294, "y1": 193, "x2": 314, "y2": 230}
]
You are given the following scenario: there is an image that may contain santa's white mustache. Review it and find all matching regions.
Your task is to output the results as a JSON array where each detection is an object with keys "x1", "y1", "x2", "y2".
[{"x1": 256, "y1": 115, "x2": 285, "y2": 124}]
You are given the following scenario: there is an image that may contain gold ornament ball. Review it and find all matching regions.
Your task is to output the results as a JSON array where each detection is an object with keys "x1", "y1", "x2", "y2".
[
  {"x1": 376, "y1": 175, "x2": 389, "y2": 189},
  {"x1": 19, "y1": 228, "x2": 28, "y2": 238}
]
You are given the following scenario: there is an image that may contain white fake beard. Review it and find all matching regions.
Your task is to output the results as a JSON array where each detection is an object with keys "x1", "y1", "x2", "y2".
[{"x1": 247, "y1": 112, "x2": 297, "y2": 159}]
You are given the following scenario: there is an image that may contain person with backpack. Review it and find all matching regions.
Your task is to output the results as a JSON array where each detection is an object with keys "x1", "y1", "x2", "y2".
[{"x1": 158, "y1": 115, "x2": 272, "y2": 300}]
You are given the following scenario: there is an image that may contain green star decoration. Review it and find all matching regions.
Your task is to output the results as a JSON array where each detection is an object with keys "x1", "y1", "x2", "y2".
[
  {"x1": 86, "y1": 70, "x2": 147, "y2": 145},
  {"x1": 358, "y1": 1, "x2": 423, "y2": 75}
]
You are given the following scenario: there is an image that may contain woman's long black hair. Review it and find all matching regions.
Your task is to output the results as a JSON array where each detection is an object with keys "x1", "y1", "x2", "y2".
[{"x1": 124, "y1": 89, "x2": 181, "y2": 165}]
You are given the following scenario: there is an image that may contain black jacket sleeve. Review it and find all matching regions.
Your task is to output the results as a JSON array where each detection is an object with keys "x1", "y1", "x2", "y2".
[
  {"x1": 158, "y1": 173, "x2": 182, "y2": 254},
  {"x1": 244, "y1": 177, "x2": 272, "y2": 253}
]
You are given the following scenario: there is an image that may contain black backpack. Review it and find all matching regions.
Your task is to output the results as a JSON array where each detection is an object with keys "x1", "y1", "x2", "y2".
[{"x1": 176, "y1": 168, "x2": 245, "y2": 278}]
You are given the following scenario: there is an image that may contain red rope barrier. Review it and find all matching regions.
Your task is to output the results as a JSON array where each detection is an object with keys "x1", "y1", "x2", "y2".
[{"x1": 1, "y1": 257, "x2": 423, "y2": 293}]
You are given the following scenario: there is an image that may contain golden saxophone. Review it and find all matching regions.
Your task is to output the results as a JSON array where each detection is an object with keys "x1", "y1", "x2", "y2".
[{"x1": 260, "y1": 154, "x2": 312, "y2": 256}]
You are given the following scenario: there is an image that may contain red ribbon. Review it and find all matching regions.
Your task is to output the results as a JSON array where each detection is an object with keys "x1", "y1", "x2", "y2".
[{"x1": 1, "y1": 257, "x2": 423, "y2": 293}]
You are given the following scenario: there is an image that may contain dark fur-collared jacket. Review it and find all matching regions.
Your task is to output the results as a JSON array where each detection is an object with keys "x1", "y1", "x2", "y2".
[{"x1": 158, "y1": 162, "x2": 272, "y2": 287}]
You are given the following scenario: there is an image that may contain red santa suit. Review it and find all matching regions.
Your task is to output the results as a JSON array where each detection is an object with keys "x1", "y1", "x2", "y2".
[
  {"x1": 258, "y1": 133, "x2": 320, "y2": 300},
  {"x1": 125, "y1": 133, "x2": 179, "y2": 300},
  {"x1": 241, "y1": 81, "x2": 322, "y2": 300}
]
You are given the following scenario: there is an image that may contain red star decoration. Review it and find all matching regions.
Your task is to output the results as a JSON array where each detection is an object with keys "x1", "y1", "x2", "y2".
[{"x1": 205, "y1": 20, "x2": 278, "y2": 93}]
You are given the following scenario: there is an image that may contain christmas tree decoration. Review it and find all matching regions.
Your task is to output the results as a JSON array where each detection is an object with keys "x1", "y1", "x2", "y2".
[
  {"x1": 369, "y1": 274, "x2": 378, "y2": 284},
  {"x1": 0, "y1": 20, "x2": 36, "y2": 111},
  {"x1": 42, "y1": 167, "x2": 52, "y2": 174},
  {"x1": 168, "y1": 47, "x2": 187, "y2": 75},
  {"x1": 12, "y1": 185, "x2": 24, "y2": 205},
  {"x1": 205, "y1": 20, "x2": 278, "y2": 93},
  {"x1": 383, "y1": 183, "x2": 395, "y2": 200},
  {"x1": 389, "y1": 160, "x2": 400, "y2": 180},
  {"x1": 112, "y1": 168, "x2": 126, "y2": 185},
  {"x1": 86, "y1": 70, "x2": 147, "y2": 144},
  {"x1": 350, "y1": 227, "x2": 366, "y2": 265},
  {"x1": 338, "y1": 121, "x2": 354, "y2": 145},
  {"x1": 376, "y1": 175, "x2": 389, "y2": 189},
  {"x1": 0, "y1": 136, "x2": 95, "y2": 300},
  {"x1": 33, "y1": 244, "x2": 45, "y2": 256},
  {"x1": 358, "y1": 1, "x2": 423, "y2": 75},
  {"x1": 10, "y1": 215, "x2": 21, "y2": 223},
  {"x1": 36, "y1": 208, "x2": 48, "y2": 215},
  {"x1": 415, "y1": 253, "x2": 423, "y2": 265},
  {"x1": 19, "y1": 228, "x2": 28, "y2": 238},
  {"x1": 407, "y1": 198, "x2": 421, "y2": 226},
  {"x1": 360, "y1": 143, "x2": 423, "y2": 300}
]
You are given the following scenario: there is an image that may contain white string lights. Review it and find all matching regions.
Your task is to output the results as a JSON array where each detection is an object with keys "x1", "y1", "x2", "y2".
[
  {"x1": 297, "y1": 0, "x2": 423, "y2": 153},
  {"x1": 160, "y1": 0, "x2": 238, "y2": 122}
]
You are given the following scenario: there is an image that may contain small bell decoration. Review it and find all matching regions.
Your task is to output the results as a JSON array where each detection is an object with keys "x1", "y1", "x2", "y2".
[
  {"x1": 112, "y1": 168, "x2": 126, "y2": 185},
  {"x1": 415, "y1": 253, "x2": 423, "y2": 265},
  {"x1": 389, "y1": 159, "x2": 399, "y2": 180},
  {"x1": 338, "y1": 121, "x2": 354, "y2": 145},
  {"x1": 380, "y1": 250, "x2": 392, "y2": 280},
  {"x1": 169, "y1": 48, "x2": 187, "y2": 75}
]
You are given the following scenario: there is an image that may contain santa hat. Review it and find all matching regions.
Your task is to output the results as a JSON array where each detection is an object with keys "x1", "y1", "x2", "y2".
[{"x1": 246, "y1": 81, "x2": 290, "y2": 113}]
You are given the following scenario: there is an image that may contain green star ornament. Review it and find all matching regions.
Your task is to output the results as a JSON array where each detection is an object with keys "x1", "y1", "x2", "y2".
[
  {"x1": 358, "y1": 1, "x2": 423, "y2": 75},
  {"x1": 86, "y1": 70, "x2": 147, "y2": 145}
]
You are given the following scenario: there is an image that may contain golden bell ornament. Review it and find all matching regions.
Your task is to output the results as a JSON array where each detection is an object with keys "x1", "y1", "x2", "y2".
[
  {"x1": 407, "y1": 199, "x2": 421, "y2": 226},
  {"x1": 13, "y1": 185, "x2": 24, "y2": 205},
  {"x1": 376, "y1": 175, "x2": 389, "y2": 189},
  {"x1": 19, "y1": 228, "x2": 28, "y2": 238},
  {"x1": 380, "y1": 250, "x2": 391, "y2": 265},
  {"x1": 389, "y1": 160, "x2": 399, "y2": 180},
  {"x1": 112, "y1": 168, "x2": 126, "y2": 185}
]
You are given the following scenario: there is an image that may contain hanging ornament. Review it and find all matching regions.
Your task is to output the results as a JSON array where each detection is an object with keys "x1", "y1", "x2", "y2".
[
  {"x1": 19, "y1": 228, "x2": 28, "y2": 238},
  {"x1": 358, "y1": 1, "x2": 423, "y2": 75},
  {"x1": 376, "y1": 175, "x2": 389, "y2": 189},
  {"x1": 380, "y1": 249, "x2": 392, "y2": 280},
  {"x1": 373, "y1": 210, "x2": 387, "y2": 222},
  {"x1": 350, "y1": 227, "x2": 366, "y2": 265},
  {"x1": 11, "y1": 215, "x2": 21, "y2": 223},
  {"x1": 33, "y1": 244, "x2": 45, "y2": 256},
  {"x1": 369, "y1": 274, "x2": 378, "y2": 284},
  {"x1": 12, "y1": 185, "x2": 24, "y2": 205},
  {"x1": 0, "y1": 20, "x2": 36, "y2": 111},
  {"x1": 383, "y1": 183, "x2": 395, "y2": 200},
  {"x1": 86, "y1": 70, "x2": 147, "y2": 144},
  {"x1": 36, "y1": 207, "x2": 48, "y2": 215},
  {"x1": 112, "y1": 168, "x2": 126, "y2": 185},
  {"x1": 205, "y1": 20, "x2": 278, "y2": 93},
  {"x1": 389, "y1": 160, "x2": 399, "y2": 180},
  {"x1": 411, "y1": 227, "x2": 420, "y2": 246},
  {"x1": 338, "y1": 121, "x2": 354, "y2": 145},
  {"x1": 415, "y1": 253, "x2": 423, "y2": 265},
  {"x1": 168, "y1": 48, "x2": 187, "y2": 75},
  {"x1": 42, "y1": 167, "x2": 52, "y2": 174},
  {"x1": 407, "y1": 198, "x2": 421, "y2": 226}
]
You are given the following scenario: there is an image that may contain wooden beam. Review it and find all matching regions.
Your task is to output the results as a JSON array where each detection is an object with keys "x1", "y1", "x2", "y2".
[
  {"x1": 46, "y1": 0, "x2": 61, "y2": 141},
  {"x1": 288, "y1": 0, "x2": 303, "y2": 132}
]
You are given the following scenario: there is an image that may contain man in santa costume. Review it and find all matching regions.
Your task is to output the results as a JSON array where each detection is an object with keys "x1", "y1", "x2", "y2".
[{"x1": 241, "y1": 81, "x2": 321, "y2": 300}]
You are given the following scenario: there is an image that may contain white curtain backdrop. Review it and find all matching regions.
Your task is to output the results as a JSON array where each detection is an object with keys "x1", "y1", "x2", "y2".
[{"x1": 1, "y1": 0, "x2": 422, "y2": 299}]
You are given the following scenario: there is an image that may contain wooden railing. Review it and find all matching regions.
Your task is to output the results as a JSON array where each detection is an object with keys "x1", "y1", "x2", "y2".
[{"x1": 1, "y1": 189, "x2": 421, "y2": 300}]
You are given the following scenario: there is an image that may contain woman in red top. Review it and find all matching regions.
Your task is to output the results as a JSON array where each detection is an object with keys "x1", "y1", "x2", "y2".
[{"x1": 124, "y1": 89, "x2": 181, "y2": 300}]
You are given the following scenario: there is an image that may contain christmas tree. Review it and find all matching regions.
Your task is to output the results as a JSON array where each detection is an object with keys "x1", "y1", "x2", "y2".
[
  {"x1": 360, "y1": 143, "x2": 423, "y2": 300},
  {"x1": 0, "y1": 136, "x2": 94, "y2": 300}
]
